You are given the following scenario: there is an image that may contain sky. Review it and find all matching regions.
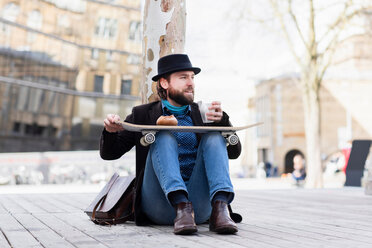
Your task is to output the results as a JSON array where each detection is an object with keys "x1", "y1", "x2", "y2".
[{"x1": 184, "y1": 0, "x2": 292, "y2": 126}]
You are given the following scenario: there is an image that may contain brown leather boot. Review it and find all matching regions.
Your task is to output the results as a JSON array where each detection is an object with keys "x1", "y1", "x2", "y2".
[
  {"x1": 209, "y1": 201, "x2": 238, "y2": 234},
  {"x1": 174, "y1": 202, "x2": 197, "y2": 235}
]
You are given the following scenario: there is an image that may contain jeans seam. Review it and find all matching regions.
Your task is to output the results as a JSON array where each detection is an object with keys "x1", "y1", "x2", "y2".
[{"x1": 153, "y1": 143, "x2": 168, "y2": 194}]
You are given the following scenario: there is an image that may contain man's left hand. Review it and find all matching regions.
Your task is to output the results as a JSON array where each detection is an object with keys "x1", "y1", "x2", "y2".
[{"x1": 206, "y1": 101, "x2": 223, "y2": 123}]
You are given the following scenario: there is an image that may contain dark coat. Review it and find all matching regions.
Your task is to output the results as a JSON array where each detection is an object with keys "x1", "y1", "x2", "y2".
[{"x1": 99, "y1": 101, "x2": 241, "y2": 225}]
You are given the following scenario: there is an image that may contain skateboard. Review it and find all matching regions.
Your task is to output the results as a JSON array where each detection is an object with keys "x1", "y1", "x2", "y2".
[{"x1": 116, "y1": 121, "x2": 263, "y2": 146}]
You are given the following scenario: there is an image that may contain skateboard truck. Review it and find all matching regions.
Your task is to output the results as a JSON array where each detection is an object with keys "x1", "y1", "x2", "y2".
[
  {"x1": 140, "y1": 132, "x2": 156, "y2": 146},
  {"x1": 222, "y1": 132, "x2": 239, "y2": 146},
  {"x1": 139, "y1": 131, "x2": 239, "y2": 147}
]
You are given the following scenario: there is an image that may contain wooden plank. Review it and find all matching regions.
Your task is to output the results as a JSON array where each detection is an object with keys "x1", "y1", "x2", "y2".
[
  {"x1": 49, "y1": 193, "x2": 95, "y2": 211},
  {"x1": 53, "y1": 212, "x2": 140, "y2": 247},
  {"x1": 0, "y1": 213, "x2": 42, "y2": 248},
  {"x1": 239, "y1": 205, "x2": 372, "y2": 246},
  {"x1": 238, "y1": 222, "x2": 338, "y2": 247},
  {"x1": 235, "y1": 191, "x2": 372, "y2": 227},
  {"x1": 0, "y1": 227, "x2": 12, "y2": 248},
  {"x1": 8, "y1": 195, "x2": 47, "y2": 214},
  {"x1": 13, "y1": 213, "x2": 76, "y2": 248},
  {"x1": 197, "y1": 224, "x2": 305, "y2": 248},
  {"x1": 241, "y1": 215, "x2": 363, "y2": 247},
  {"x1": 239, "y1": 188, "x2": 372, "y2": 208},
  {"x1": 0, "y1": 199, "x2": 9, "y2": 214},
  {"x1": 153, "y1": 224, "x2": 266, "y2": 248},
  {"x1": 54, "y1": 212, "x2": 212, "y2": 248},
  {"x1": 37, "y1": 194, "x2": 81, "y2": 213},
  {"x1": 33, "y1": 213, "x2": 108, "y2": 248},
  {"x1": 21, "y1": 195, "x2": 66, "y2": 213},
  {"x1": 0, "y1": 196, "x2": 27, "y2": 214}
]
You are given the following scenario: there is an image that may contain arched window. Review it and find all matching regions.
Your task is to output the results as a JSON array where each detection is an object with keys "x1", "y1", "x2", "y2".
[
  {"x1": 1, "y1": 2, "x2": 20, "y2": 35},
  {"x1": 1, "y1": 2, "x2": 20, "y2": 21},
  {"x1": 26, "y1": 10, "x2": 42, "y2": 43},
  {"x1": 57, "y1": 14, "x2": 70, "y2": 28},
  {"x1": 27, "y1": 10, "x2": 43, "y2": 30}
]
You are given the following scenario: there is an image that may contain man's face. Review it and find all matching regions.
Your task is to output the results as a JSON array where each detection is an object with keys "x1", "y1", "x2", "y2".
[{"x1": 161, "y1": 71, "x2": 195, "y2": 106}]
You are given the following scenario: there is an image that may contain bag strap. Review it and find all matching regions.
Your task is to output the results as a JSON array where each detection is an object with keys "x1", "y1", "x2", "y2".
[
  {"x1": 93, "y1": 187, "x2": 135, "y2": 225},
  {"x1": 91, "y1": 175, "x2": 119, "y2": 221},
  {"x1": 91, "y1": 195, "x2": 107, "y2": 220},
  {"x1": 93, "y1": 213, "x2": 134, "y2": 225},
  {"x1": 228, "y1": 204, "x2": 242, "y2": 223}
]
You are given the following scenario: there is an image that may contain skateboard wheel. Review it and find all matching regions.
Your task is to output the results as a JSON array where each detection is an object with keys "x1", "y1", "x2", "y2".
[
  {"x1": 226, "y1": 134, "x2": 239, "y2": 146},
  {"x1": 140, "y1": 133, "x2": 155, "y2": 146}
]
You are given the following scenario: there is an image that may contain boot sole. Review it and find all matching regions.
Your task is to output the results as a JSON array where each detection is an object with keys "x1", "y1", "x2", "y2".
[
  {"x1": 210, "y1": 225, "x2": 238, "y2": 234},
  {"x1": 174, "y1": 226, "x2": 198, "y2": 235}
]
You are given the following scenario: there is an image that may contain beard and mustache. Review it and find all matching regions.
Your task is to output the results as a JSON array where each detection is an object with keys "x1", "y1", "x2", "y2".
[{"x1": 167, "y1": 85, "x2": 194, "y2": 106}]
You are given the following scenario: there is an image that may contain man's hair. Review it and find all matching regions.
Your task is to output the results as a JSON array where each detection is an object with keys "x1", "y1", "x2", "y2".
[{"x1": 156, "y1": 73, "x2": 171, "y2": 100}]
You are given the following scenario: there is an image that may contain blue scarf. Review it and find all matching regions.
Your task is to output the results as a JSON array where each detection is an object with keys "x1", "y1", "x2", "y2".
[{"x1": 162, "y1": 100, "x2": 188, "y2": 116}]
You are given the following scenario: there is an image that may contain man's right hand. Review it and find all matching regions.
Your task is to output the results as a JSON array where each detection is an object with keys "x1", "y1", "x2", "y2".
[{"x1": 104, "y1": 114, "x2": 124, "y2": 133}]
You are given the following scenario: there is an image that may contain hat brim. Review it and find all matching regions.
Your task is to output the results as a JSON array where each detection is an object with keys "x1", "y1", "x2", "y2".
[{"x1": 152, "y1": 67, "x2": 201, "y2": 81}]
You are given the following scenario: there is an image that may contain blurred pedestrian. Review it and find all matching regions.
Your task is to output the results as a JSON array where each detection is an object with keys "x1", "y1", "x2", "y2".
[{"x1": 292, "y1": 154, "x2": 306, "y2": 185}]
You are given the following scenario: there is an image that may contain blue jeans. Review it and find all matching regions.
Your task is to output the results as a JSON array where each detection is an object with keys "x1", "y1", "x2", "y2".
[{"x1": 141, "y1": 131, "x2": 234, "y2": 225}]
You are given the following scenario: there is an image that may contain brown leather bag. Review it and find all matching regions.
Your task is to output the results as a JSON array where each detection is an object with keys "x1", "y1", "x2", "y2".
[{"x1": 85, "y1": 173, "x2": 135, "y2": 225}]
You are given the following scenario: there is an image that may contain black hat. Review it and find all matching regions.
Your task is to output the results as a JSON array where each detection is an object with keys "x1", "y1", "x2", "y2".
[{"x1": 152, "y1": 54, "x2": 201, "y2": 81}]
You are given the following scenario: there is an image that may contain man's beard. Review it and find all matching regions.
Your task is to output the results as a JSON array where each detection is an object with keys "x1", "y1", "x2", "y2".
[{"x1": 168, "y1": 86, "x2": 194, "y2": 106}]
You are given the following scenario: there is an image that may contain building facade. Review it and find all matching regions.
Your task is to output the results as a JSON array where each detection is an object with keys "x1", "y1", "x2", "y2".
[
  {"x1": 249, "y1": 34, "x2": 372, "y2": 175},
  {"x1": 0, "y1": 0, "x2": 142, "y2": 152}
]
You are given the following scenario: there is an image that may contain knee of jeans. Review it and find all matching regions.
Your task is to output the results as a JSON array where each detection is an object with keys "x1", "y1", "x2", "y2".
[{"x1": 201, "y1": 132, "x2": 224, "y2": 146}]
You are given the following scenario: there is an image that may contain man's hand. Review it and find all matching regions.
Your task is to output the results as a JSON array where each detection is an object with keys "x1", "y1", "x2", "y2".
[
  {"x1": 206, "y1": 101, "x2": 223, "y2": 123},
  {"x1": 104, "y1": 114, "x2": 124, "y2": 133}
]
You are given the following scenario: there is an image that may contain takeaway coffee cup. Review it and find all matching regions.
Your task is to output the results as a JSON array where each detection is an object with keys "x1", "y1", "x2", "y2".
[{"x1": 197, "y1": 101, "x2": 213, "y2": 123}]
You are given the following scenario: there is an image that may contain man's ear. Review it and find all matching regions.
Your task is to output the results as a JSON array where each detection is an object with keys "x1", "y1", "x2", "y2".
[{"x1": 159, "y1": 78, "x2": 169, "y2": 89}]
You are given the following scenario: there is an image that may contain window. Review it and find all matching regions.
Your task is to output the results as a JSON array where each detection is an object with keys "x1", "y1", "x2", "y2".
[
  {"x1": 17, "y1": 86, "x2": 29, "y2": 111},
  {"x1": 57, "y1": 14, "x2": 70, "y2": 28},
  {"x1": 127, "y1": 54, "x2": 141, "y2": 65},
  {"x1": 121, "y1": 79, "x2": 132, "y2": 95},
  {"x1": 24, "y1": 123, "x2": 45, "y2": 136},
  {"x1": 27, "y1": 10, "x2": 42, "y2": 29},
  {"x1": 256, "y1": 95, "x2": 270, "y2": 137},
  {"x1": 106, "y1": 50, "x2": 113, "y2": 61},
  {"x1": 1, "y1": 3, "x2": 19, "y2": 21},
  {"x1": 94, "y1": 75, "x2": 104, "y2": 92},
  {"x1": 95, "y1": 18, "x2": 117, "y2": 39},
  {"x1": 27, "y1": 88, "x2": 44, "y2": 113},
  {"x1": 1, "y1": 3, "x2": 20, "y2": 33},
  {"x1": 91, "y1": 48, "x2": 99, "y2": 59},
  {"x1": 12, "y1": 122, "x2": 21, "y2": 133},
  {"x1": 129, "y1": 21, "x2": 141, "y2": 41},
  {"x1": 27, "y1": 10, "x2": 42, "y2": 43}
]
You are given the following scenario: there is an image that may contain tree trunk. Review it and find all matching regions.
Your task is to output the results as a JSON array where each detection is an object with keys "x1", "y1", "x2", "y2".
[
  {"x1": 142, "y1": 0, "x2": 186, "y2": 104},
  {"x1": 301, "y1": 77, "x2": 323, "y2": 188}
]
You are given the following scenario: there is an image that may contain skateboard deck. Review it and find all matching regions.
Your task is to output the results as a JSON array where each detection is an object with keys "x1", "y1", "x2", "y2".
[{"x1": 116, "y1": 121, "x2": 263, "y2": 146}]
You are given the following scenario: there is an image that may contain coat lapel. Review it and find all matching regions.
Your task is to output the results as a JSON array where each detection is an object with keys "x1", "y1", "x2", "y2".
[
  {"x1": 190, "y1": 102, "x2": 203, "y2": 126},
  {"x1": 148, "y1": 101, "x2": 163, "y2": 125}
]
